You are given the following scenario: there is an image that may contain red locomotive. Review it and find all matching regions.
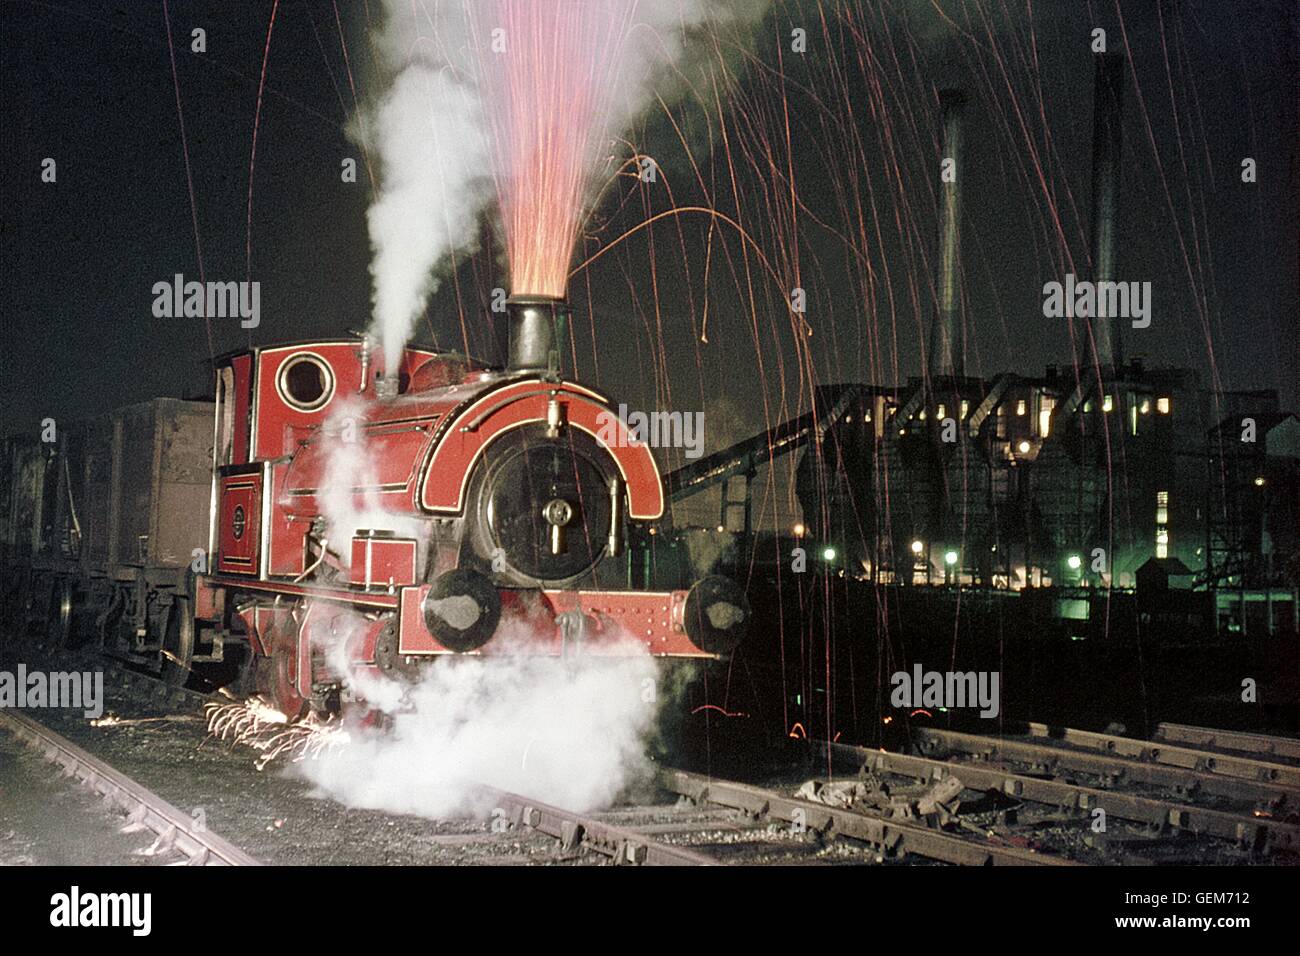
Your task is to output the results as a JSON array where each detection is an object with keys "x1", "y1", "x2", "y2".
[{"x1": 2, "y1": 297, "x2": 749, "y2": 717}]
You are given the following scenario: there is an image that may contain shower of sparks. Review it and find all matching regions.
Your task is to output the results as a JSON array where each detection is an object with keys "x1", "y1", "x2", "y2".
[
  {"x1": 205, "y1": 698, "x2": 351, "y2": 772},
  {"x1": 473, "y1": 0, "x2": 639, "y2": 298},
  {"x1": 91, "y1": 715, "x2": 197, "y2": 728}
]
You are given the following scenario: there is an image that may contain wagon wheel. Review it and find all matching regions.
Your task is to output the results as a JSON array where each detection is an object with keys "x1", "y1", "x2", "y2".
[
  {"x1": 44, "y1": 577, "x2": 74, "y2": 651},
  {"x1": 160, "y1": 595, "x2": 195, "y2": 687}
]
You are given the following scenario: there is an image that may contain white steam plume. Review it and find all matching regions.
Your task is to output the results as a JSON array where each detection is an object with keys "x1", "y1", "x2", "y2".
[
  {"x1": 299, "y1": 617, "x2": 661, "y2": 818},
  {"x1": 357, "y1": 10, "x2": 489, "y2": 373}
]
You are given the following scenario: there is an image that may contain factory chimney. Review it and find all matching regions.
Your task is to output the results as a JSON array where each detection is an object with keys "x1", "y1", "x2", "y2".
[
  {"x1": 1088, "y1": 53, "x2": 1126, "y2": 371},
  {"x1": 505, "y1": 296, "x2": 569, "y2": 375},
  {"x1": 929, "y1": 89, "x2": 965, "y2": 379}
]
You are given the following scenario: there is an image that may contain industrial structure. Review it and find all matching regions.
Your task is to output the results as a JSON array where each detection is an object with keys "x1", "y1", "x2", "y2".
[{"x1": 658, "y1": 54, "x2": 1299, "y2": 639}]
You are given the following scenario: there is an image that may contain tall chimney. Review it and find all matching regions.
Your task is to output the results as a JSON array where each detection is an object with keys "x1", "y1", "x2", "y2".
[
  {"x1": 929, "y1": 89, "x2": 965, "y2": 379},
  {"x1": 505, "y1": 296, "x2": 568, "y2": 374},
  {"x1": 1088, "y1": 53, "x2": 1126, "y2": 370}
]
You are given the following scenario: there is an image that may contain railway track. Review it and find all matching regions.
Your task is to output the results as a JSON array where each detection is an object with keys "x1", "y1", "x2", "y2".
[
  {"x1": 909, "y1": 725, "x2": 1296, "y2": 807},
  {"x1": 819, "y1": 738, "x2": 1298, "y2": 857},
  {"x1": 657, "y1": 767, "x2": 1078, "y2": 865},
  {"x1": 1152, "y1": 722, "x2": 1300, "y2": 762},
  {"x1": 0, "y1": 709, "x2": 260, "y2": 866},
  {"x1": 1019, "y1": 721, "x2": 1300, "y2": 789},
  {"x1": 481, "y1": 787, "x2": 721, "y2": 865}
]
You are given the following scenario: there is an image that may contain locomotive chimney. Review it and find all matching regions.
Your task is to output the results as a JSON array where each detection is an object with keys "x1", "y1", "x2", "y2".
[
  {"x1": 1088, "y1": 52, "x2": 1126, "y2": 371},
  {"x1": 929, "y1": 89, "x2": 965, "y2": 379},
  {"x1": 505, "y1": 296, "x2": 569, "y2": 375}
]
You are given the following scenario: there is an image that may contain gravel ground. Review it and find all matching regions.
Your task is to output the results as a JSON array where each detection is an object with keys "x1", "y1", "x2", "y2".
[{"x1": 0, "y1": 733, "x2": 163, "y2": 866}]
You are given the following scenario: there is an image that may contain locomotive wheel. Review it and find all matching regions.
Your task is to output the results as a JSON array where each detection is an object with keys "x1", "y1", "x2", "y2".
[
  {"x1": 253, "y1": 654, "x2": 306, "y2": 721},
  {"x1": 160, "y1": 596, "x2": 195, "y2": 687},
  {"x1": 422, "y1": 569, "x2": 501, "y2": 653}
]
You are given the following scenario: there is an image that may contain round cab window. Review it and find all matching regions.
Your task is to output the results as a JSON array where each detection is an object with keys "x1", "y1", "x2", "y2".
[{"x1": 277, "y1": 354, "x2": 334, "y2": 412}]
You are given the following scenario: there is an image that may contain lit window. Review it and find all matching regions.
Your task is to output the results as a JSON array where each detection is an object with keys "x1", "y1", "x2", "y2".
[
  {"x1": 1157, "y1": 397, "x2": 1171, "y2": 414},
  {"x1": 1102, "y1": 395, "x2": 1114, "y2": 413},
  {"x1": 1156, "y1": 490, "x2": 1169, "y2": 558},
  {"x1": 937, "y1": 404, "x2": 946, "y2": 419},
  {"x1": 1038, "y1": 408, "x2": 1052, "y2": 438},
  {"x1": 1140, "y1": 398, "x2": 1151, "y2": 414},
  {"x1": 960, "y1": 400, "x2": 969, "y2": 419},
  {"x1": 1016, "y1": 400, "x2": 1027, "y2": 416}
]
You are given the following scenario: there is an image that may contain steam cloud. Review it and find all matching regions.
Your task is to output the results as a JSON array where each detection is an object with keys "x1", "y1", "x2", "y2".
[{"x1": 299, "y1": 620, "x2": 661, "y2": 819}]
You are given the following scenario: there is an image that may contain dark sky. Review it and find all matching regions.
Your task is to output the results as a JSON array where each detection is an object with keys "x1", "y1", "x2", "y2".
[{"x1": 3, "y1": 0, "x2": 1296, "y2": 448}]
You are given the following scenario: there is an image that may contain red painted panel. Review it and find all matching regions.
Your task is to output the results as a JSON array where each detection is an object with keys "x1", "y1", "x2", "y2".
[
  {"x1": 418, "y1": 381, "x2": 664, "y2": 519},
  {"x1": 252, "y1": 343, "x2": 438, "y2": 461},
  {"x1": 217, "y1": 473, "x2": 262, "y2": 575},
  {"x1": 279, "y1": 423, "x2": 435, "y2": 518},
  {"x1": 397, "y1": 585, "x2": 707, "y2": 658},
  {"x1": 349, "y1": 534, "x2": 417, "y2": 588},
  {"x1": 194, "y1": 575, "x2": 225, "y2": 621},
  {"x1": 266, "y1": 463, "x2": 310, "y2": 578},
  {"x1": 231, "y1": 354, "x2": 252, "y2": 464}
]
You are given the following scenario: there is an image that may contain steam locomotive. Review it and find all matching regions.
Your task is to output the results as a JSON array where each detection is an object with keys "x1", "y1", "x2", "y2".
[{"x1": 0, "y1": 297, "x2": 749, "y2": 717}]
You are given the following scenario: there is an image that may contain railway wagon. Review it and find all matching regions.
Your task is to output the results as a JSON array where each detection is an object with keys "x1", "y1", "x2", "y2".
[{"x1": 0, "y1": 399, "x2": 216, "y2": 683}]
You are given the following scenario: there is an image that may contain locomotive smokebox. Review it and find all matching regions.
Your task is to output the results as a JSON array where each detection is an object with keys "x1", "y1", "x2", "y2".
[{"x1": 506, "y1": 295, "x2": 570, "y2": 375}]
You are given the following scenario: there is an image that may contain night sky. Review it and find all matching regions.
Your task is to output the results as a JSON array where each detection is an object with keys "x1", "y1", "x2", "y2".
[{"x1": 3, "y1": 0, "x2": 1296, "y2": 451}]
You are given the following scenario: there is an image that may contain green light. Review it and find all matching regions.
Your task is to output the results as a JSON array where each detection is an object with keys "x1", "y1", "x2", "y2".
[
  {"x1": 822, "y1": 547, "x2": 837, "y2": 561},
  {"x1": 944, "y1": 550, "x2": 958, "y2": 566},
  {"x1": 1067, "y1": 554, "x2": 1082, "y2": 570}
]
